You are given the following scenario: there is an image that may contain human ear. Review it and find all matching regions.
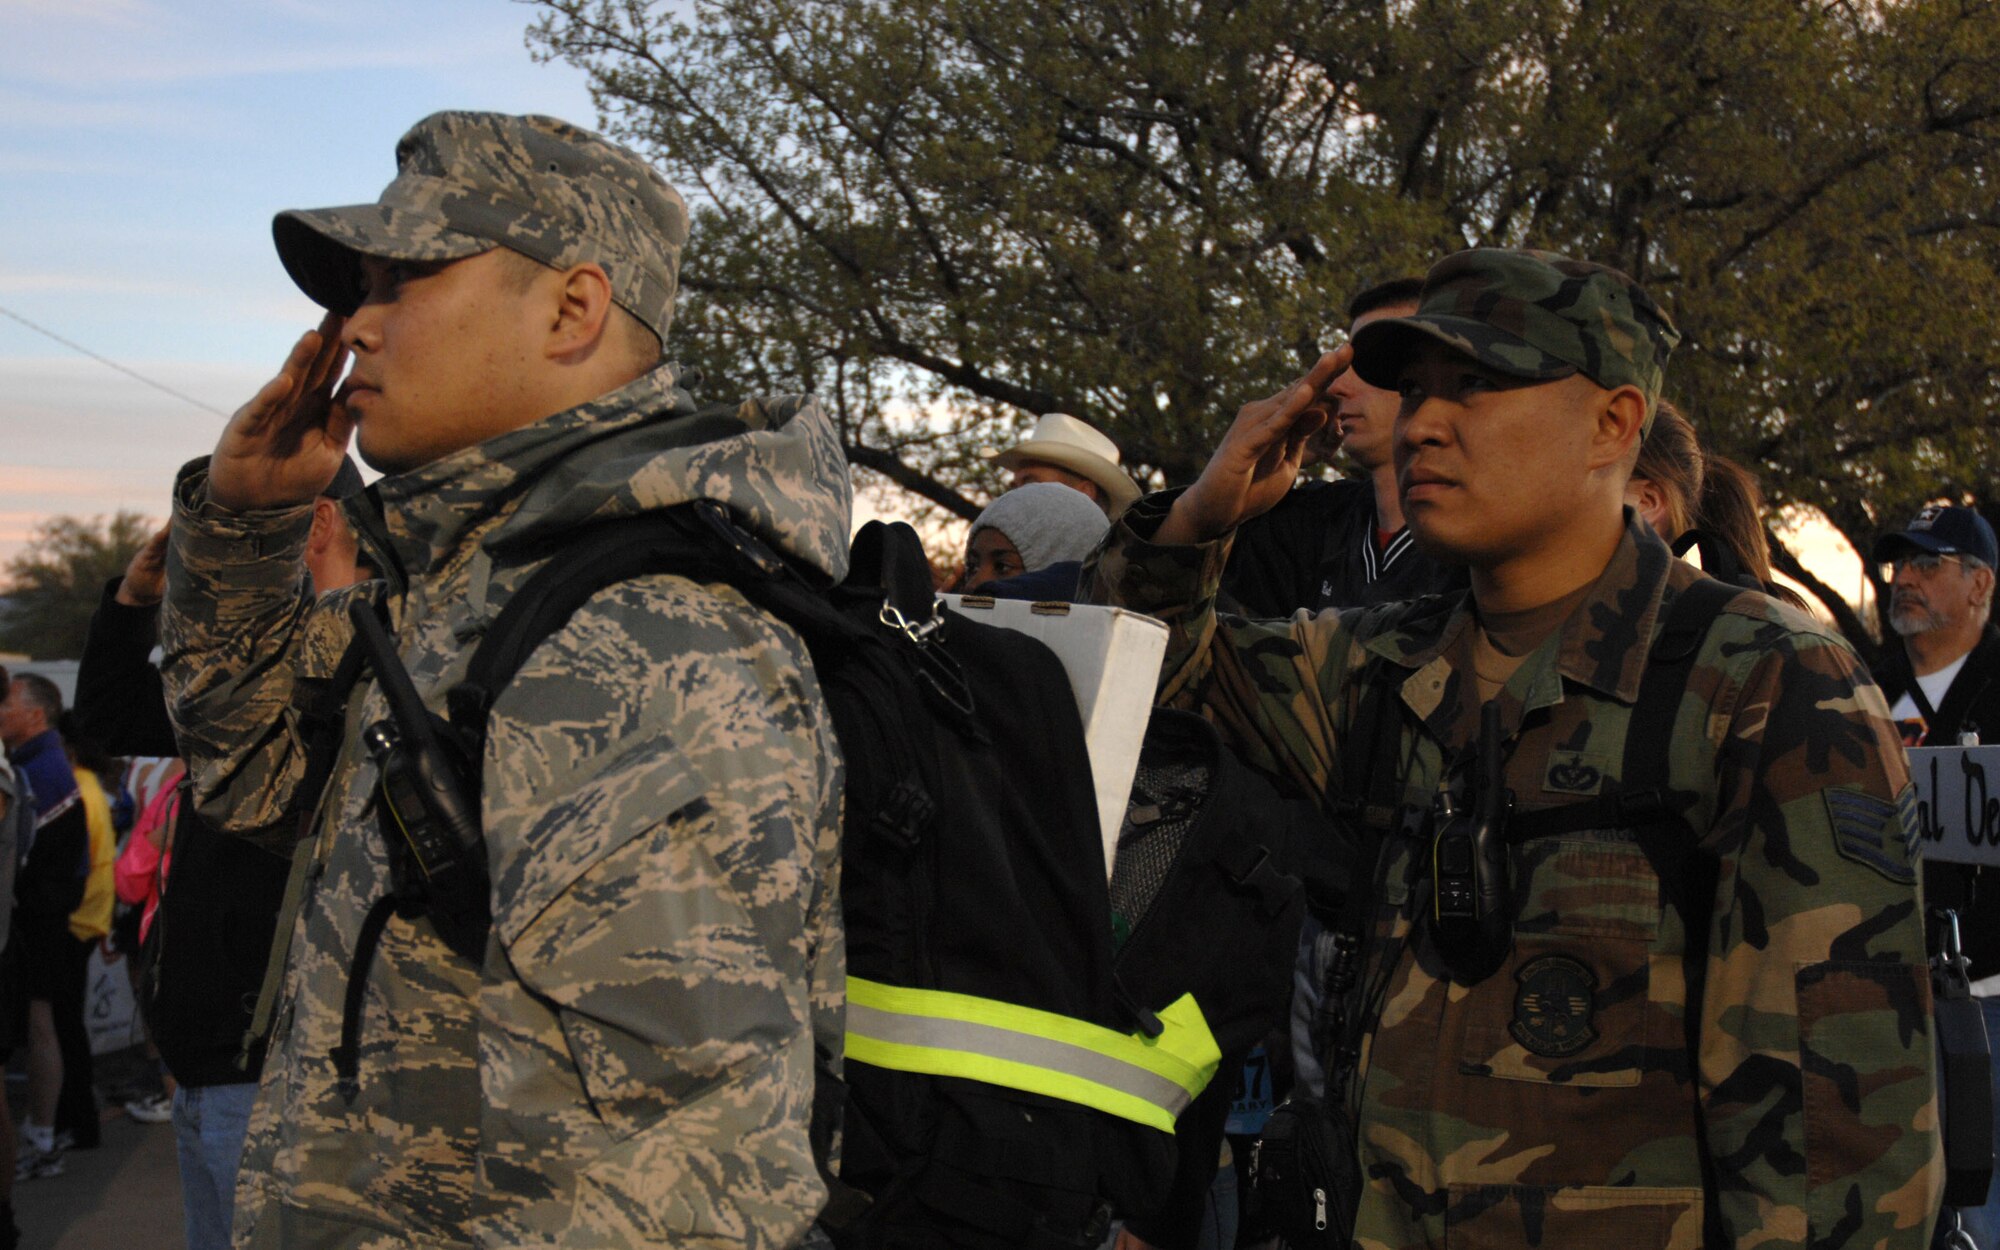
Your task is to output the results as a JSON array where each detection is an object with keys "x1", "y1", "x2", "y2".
[
  {"x1": 1626, "y1": 479, "x2": 1669, "y2": 532},
  {"x1": 1588, "y1": 385, "x2": 1648, "y2": 472},
  {"x1": 306, "y1": 498, "x2": 337, "y2": 557},
  {"x1": 546, "y1": 263, "x2": 616, "y2": 360}
]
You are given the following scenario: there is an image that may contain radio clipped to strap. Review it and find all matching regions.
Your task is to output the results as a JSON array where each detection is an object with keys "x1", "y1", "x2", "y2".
[{"x1": 843, "y1": 977, "x2": 1221, "y2": 1134}]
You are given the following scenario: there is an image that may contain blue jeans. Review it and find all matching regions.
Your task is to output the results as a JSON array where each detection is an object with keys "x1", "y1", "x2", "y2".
[
  {"x1": 1195, "y1": 1150, "x2": 1240, "y2": 1250},
  {"x1": 1936, "y1": 997, "x2": 2000, "y2": 1249},
  {"x1": 174, "y1": 1082, "x2": 258, "y2": 1250}
]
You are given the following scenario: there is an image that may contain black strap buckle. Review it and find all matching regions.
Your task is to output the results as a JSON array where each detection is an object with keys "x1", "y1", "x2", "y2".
[{"x1": 1221, "y1": 843, "x2": 1300, "y2": 919}]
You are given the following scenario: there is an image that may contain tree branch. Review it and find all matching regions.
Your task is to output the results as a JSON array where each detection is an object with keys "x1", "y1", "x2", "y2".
[
  {"x1": 844, "y1": 443, "x2": 983, "y2": 518},
  {"x1": 1769, "y1": 528, "x2": 1875, "y2": 651}
]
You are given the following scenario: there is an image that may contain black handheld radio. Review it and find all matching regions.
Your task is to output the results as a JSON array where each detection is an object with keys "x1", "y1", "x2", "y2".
[
  {"x1": 1429, "y1": 701, "x2": 1513, "y2": 984},
  {"x1": 346, "y1": 601, "x2": 492, "y2": 962}
]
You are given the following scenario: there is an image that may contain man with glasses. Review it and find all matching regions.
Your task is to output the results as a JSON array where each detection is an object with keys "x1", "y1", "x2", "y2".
[
  {"x1": 1872, "y1": 504, "x2": 2000, "y2": 1247},
  {"x1": 1873, "y1": 505, "x2": 2000, "y2": 750}
]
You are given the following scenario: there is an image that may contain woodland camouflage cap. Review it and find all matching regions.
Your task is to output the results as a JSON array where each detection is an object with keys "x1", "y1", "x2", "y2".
[
  {"x1": 272, "y1": 111, "x2": 688, "y2": 343},
  {"x1": 1351, "y1": 248, "x2": 1681, "y2": 427}
]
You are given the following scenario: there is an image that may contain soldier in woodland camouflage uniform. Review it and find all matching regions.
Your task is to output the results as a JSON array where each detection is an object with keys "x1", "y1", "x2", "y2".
[
  {"x1": 158, "y1": 112, "x2": 849, "y2": 1248},
  {"x1": 1088, "y1": 249, "x2": 1942, "y2": 1248}
]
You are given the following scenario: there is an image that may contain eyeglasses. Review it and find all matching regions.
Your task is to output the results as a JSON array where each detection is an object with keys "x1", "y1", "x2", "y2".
[{"x1": 1884, "y1": 552, "x2": 1964, "y2": 578}]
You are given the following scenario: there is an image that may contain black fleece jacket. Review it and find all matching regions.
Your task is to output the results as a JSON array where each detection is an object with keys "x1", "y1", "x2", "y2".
[{"x1": 76, "y1": 579, "x2": 290, "y2": 1086}]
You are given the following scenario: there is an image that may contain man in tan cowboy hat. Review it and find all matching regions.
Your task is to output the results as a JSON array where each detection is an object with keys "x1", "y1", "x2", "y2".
[{"x1": 987, "y1": 412, "x2": 1141, "y2": 515}]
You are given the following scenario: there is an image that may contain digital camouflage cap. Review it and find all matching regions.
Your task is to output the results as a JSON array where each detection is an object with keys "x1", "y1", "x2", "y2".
[
  {"x1": 1351, "y1": 248, "x2": 1682, "y2": 428},
  {"x1": 272, "y1": 111, "x2": 688, "y2": 344}
]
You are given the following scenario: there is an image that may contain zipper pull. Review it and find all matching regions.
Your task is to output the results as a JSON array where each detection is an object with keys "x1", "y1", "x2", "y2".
[{"x1": 1314, "y1": 1186, "x2": 1327, "y2": 1230}]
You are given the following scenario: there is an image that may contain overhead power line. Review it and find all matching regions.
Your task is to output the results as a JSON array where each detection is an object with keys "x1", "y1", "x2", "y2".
[{"x1": 0, "y1": 302, "x2": 231, "y2": 419}]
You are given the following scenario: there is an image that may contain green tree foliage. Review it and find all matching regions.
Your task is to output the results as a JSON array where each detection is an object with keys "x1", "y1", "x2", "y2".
[
  {"x1": 529, "y1": 0, "x2": 2000, "y2": 629},
  {"x1": 0, "y1": 512, "x2": 154, "y2": 661}
]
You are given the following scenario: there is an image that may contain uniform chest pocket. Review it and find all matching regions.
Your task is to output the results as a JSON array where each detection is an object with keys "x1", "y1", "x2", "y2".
[
  {"x1": 1460, "y1": 837, "x2": 1665, "y2": 1087},
  {"x1": 1511, "y1": 835, "x2": 1663, "y2": 942}
]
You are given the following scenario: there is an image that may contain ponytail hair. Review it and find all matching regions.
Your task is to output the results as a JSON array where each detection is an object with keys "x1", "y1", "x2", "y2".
[
  {"x1": 1643, "y1": 403, "x2": 1811, "y2": 610},
  {"x1": 1681, "y1": 454, "x2": 1814, "y2": 610},
  {"x1": 1693, "y1": 456, "x2": 1775, "y2": 588}
]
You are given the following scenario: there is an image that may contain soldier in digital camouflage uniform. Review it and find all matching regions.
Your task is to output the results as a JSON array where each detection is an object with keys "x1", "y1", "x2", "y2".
[
  {"x1": 158, "y1": 111, "x2": 849, "y2": 1249},
  {"x1": 1087, "y1": 248, "x2": 1942, "y2": 1248}
]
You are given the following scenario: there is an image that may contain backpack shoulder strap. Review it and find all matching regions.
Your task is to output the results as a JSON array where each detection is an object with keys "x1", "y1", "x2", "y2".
[
  {"x1": 444, "y1": 501, "x2": 826, "y2": 760},
  {"x1": 1508, "y1": 576, "x2": 1740, "y2": 843},
  {"x1": 1331, "y1": 602, "x2": 1427, "y2": 838},
  {"x1": 1625, "y1": 576, "x2": 1740, "y2": 789},
  {"x1": 1631, "y1": 573, "x2": 1738, "y2": 1250},
  {"x1": 1671, "y1": 529, "x2": 1763, "y2": 594},
  {"x1": 295, "y1": 622, "x2": 374, "y2": 834}
]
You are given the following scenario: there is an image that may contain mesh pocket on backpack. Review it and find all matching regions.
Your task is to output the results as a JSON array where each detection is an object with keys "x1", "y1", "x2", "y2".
[{"x1": 1109, "y1": 758, "x2": 1210, "y2": 930}]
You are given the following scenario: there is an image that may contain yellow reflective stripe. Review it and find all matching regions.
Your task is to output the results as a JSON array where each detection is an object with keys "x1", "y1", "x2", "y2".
[
  {"x1": 847, "y1": 1027, "x2": 1181, "y2": 1131},
  {"x1": 844, "y1": 977, "x2": 1221, "y2": 1133},
  {"x1": 848, "y1": 979, "x2": 1220, "y2": 1096}
]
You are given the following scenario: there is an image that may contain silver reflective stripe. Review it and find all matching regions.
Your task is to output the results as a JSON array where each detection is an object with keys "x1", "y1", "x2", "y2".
[{"x1": 845, "y1": 1001, "x2": 1196, "y2": 1117}]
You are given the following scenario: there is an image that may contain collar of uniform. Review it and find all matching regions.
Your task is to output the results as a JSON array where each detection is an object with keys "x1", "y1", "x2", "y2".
[
  {"x1": 1359, "y1": 511, "x2": 1672, "y2": 707},
  {"x1": 1556, "y1": 514, "x2": 1673, "y2": 704},
  {"x1": 363, "y1": 361, "x2": 697, "y2": 581}
]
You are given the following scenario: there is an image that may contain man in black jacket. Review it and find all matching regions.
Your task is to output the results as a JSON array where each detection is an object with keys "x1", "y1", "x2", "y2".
[
  {"x1": 73, "y1": 459, "x2": 367, "y2": 1250},
  {"x1": 1220, "y1": 278, "x2": 1467, "y2": 617},
  {"x1": 1870, "y1": 503, "x2": 2000, "y2": 1248}
]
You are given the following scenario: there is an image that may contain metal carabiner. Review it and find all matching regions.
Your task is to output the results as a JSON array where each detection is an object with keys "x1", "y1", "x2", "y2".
[
  {"x1": 879, "y1": 601, "x2": 946, "y2": 645},
  {"x1": 1942, "y1": 1209, "x2": 1977, "y2": 1250}
]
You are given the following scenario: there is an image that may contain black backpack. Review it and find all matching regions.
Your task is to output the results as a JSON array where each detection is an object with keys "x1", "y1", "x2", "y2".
[{"x1": 1111, "y1": 708, "x2": 1331, "y2": 1059}]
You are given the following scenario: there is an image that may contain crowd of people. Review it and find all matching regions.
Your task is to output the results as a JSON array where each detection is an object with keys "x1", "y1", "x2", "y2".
[{"x1": 0, "y1": 106, "x2": 1993, "y2": 1250}]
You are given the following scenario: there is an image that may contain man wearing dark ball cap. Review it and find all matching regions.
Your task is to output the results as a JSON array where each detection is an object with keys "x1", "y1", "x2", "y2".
[{"x1": 1091, "y1": 247, "x2": 1939, "y2": 1247}]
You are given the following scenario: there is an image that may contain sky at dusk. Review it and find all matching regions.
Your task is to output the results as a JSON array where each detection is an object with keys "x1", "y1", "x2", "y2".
[{"x1": 0, "y1": 0, "x2": 602, "y2": 568}]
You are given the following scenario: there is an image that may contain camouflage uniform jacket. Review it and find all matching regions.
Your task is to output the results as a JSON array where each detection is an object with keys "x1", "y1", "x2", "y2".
[
  {"x1": 160, "y1": 362, "x2": 850, "y2": 1249},
  {"x1": 1088, "y1": 500, "x2": 1942, "y2": 1249}
]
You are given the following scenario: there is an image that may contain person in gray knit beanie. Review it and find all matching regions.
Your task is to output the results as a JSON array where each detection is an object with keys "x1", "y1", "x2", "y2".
[{"x1": 959, "y1": 482, "x2": 1112, "y2": 591}]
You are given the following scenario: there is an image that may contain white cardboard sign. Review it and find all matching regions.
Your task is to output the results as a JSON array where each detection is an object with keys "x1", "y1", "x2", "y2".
[
  {"x1": 941, "y1": 594, "x2": 1169, "y2": 878},
  {"x1": 1909, "y1": 745, "x2": 2000, "y2": 867}
]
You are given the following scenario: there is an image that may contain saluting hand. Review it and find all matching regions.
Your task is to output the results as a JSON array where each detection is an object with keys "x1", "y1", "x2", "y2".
[
  {"x1": 114, "y1": 523, "x2": 172, "y2": 607},
  {"x1": 207, "y1": 312, "x2": 352, "y2": 511},
  {"x1": 1156, "y1": 345, "x2": 1352, "y2": 546}
]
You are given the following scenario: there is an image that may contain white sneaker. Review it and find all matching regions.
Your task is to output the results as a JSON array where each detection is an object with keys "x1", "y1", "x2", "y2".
[
  {"x1": 13, "y1": 1146, "x2": 62, "y2": 1181},
  {"x1": 123, "y1": 1093, "x2": 173, "y2": 1124}
]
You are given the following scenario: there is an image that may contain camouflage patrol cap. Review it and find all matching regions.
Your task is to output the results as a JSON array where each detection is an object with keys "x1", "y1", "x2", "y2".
[
  {"x1": 272, "y1": 111, "x2": 688, "y2": 343},
  {"x1": 1351, "y1": 248, "x2": 1682, "y2": 428}
]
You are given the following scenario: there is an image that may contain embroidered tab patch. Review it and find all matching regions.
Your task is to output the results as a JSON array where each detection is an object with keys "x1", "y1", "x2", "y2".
[
  {"x1": 1824, "y1": 787, "x2": 1916, "y2": 885},
  {"x1": 1510, "y1": 955, "x2": 1598, "y2": 1058},
  {"x1": 1543, "y1": 751, "x2": 1605, "y2": 797}
]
